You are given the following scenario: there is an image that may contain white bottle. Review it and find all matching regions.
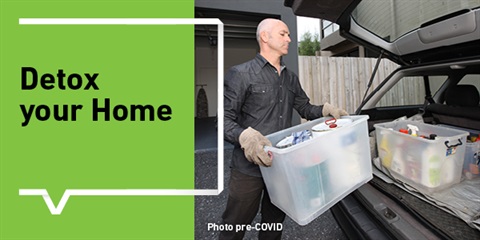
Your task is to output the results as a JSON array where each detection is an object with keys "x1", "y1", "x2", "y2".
[{"x1": 421, "y1": 147, "x2": 441, "y2": 188}]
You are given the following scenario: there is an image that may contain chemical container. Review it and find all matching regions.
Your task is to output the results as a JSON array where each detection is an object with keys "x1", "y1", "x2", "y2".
[
  {"x1": 374, "y1": 121, "x2": 468, "y2": 193},
  {"x1": 464, "y1": 141, "x2": 480, "y2": 179},
  {"x1": 260, "y1": 115, "x2": 372, "y2": 226}
]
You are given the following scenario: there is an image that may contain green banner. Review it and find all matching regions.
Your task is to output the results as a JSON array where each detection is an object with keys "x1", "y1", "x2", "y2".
[{"x1": 0, "y1": 0, "x2": 194, "y2": 239}]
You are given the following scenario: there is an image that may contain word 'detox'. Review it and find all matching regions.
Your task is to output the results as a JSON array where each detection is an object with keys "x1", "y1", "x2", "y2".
[{"x1": 21, "y1": 67, "x2": 99, "y2": 90}]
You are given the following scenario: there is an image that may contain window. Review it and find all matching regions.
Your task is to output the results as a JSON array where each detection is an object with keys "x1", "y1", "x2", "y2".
[
  {"x1": 352, "y1": 0, "x2": 480, "y2": 42},
  {"x1": 458, "y1": 74, "x2": 480, "y2": 96},
  {"x1": 321, "y1": 20, "x2": 339, "y2": 38},
  {"x1": 376, "y1": 76, "x2": 448, "y2": 107}
]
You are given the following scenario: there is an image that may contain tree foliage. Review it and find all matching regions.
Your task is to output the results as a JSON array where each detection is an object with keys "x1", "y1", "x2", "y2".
[{"x1": 298, "y1": 31, "x2": 320, "y2": 56}]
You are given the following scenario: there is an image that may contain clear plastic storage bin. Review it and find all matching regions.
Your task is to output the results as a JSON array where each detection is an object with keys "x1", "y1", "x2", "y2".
[
  {"x1": 260, "y1": 115, "x2": 372, "y2": 226},
  {"x1": 374, "y1": 121, "x2": 468, "y2": 193}
]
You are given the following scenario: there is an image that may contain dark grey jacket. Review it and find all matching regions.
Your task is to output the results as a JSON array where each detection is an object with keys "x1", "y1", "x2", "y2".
[{"x1": 224, "y1": 54, "x2": 324, "y2": 177}]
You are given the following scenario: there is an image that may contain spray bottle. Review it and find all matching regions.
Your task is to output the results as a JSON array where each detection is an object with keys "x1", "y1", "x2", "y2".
[{"x1": 407, "y1": 124, "x2": 419, "y2": 137}]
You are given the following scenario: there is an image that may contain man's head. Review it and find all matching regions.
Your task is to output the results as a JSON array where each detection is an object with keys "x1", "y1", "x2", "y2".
[{"x1": 256, "y1": 18, "x2": 291, "y2": 57}]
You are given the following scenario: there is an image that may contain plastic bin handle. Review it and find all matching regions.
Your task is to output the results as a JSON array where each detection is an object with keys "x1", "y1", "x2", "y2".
[
  {"x1": 263, "y1": 146, "x2": 274, "y2": 161},
  {"x1": 445, "y1": 139, "x2": 463, "y2": 148},
  {"x1": 267, "y1": 151, "x2": 273, "y2": 160}
]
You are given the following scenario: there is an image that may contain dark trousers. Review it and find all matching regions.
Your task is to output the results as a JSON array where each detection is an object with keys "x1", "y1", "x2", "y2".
[{"x1": 219, "y1": 169, "x2": 286, "y2": 240}]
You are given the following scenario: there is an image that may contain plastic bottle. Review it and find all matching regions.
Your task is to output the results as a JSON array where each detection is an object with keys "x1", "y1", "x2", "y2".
[
  {"x1": 378, "y1": 130, "x2": 392, "y2": 168},
  {"x1": 421, "y1": 148, "x2": 441, "y2": 188},
  {"x1": 391, "y1": 148, "x2": 405, "y2": 175}
]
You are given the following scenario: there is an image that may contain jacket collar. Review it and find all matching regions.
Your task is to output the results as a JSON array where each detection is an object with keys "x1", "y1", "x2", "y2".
[{"x1": 253, "y1": 53, "x2": 286, "y2": 74}]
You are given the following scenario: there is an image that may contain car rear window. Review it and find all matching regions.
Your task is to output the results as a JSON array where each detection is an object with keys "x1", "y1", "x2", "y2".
[
  {"x1": 352, "y1": 0, "x2": 480, "y2": 42},
  {"x1": 458, "y1": 74, "x2": 480, "y2": 98}
]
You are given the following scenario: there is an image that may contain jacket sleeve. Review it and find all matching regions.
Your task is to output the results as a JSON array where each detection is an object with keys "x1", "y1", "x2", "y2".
[
  {"x1": 224, "y1": 68, "x2": 247, "y2": 144},
  {"x1": 291, "y1": 74, "x2": 324, "y2": 120}
]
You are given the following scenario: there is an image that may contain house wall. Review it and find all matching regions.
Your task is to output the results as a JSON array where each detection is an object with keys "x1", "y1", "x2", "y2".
[
  {"x1": 195, "y1": 0, "x2": 299, "y2": 73},
  {"x1": 195, "y1": 37, "x2": 258, "y2": 117}
]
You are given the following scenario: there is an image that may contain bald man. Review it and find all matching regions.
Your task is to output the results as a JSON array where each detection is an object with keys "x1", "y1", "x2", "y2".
[{"x1": 222, "y1": 18, "x2": 347, "y2": 239}]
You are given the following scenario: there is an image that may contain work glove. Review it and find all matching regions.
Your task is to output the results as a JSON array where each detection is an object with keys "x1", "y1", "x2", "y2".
[
  {"x1": 322, "y1": 102, "x2": 349, "y2": 119},
  {"x1": 239, "y1": 127, "x2": 273, "y2": 167}
]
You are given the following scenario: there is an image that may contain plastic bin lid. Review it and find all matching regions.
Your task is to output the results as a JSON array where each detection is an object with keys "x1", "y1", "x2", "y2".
[{"x1": 311, "y1": 118, "x2": 353, "y2": 132}]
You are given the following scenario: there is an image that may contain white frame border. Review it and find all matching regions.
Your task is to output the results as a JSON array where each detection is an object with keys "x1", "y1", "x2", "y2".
[{"x1": 18, "y1": 18, "x2": 224, "y2": 215}]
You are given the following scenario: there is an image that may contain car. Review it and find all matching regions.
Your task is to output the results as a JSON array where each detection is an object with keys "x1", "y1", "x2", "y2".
[{"x1": 285, "y1": 0, "x2": 480, "y2": 239}]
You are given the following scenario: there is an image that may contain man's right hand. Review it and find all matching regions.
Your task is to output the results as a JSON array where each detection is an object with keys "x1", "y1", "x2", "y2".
[{"x1": 239, "y1": 127, "x2": 273, "y2": 167}]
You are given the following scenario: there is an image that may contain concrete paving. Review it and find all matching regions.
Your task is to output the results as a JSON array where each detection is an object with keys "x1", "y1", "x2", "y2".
[{"x1": 195, "y1": 149, "x2": 348, "y2": 240}]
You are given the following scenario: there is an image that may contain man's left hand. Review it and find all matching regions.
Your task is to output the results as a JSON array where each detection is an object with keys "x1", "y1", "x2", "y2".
[{"x1": 322, "y1": 102, "x2": 349, "y2": 119}]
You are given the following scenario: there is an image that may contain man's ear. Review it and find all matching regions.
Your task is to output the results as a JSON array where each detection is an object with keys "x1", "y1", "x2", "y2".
[{"x1": 260, "y1": 31, "x2": 269, "y2": 43}]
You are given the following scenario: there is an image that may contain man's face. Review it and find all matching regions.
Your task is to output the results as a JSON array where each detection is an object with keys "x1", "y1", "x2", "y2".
[{"x1": 267, "y1": 21, "x2": 291, "y2": 56}]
